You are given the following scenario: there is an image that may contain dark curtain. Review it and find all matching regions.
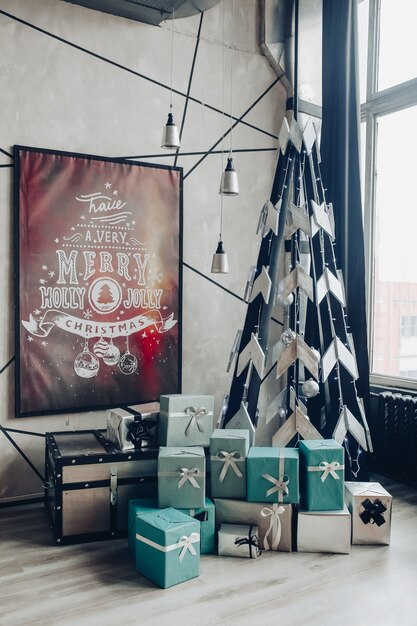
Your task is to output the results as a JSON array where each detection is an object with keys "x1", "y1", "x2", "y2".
[{"x1": 320, "y1": 0, "x2": 370, "y2": 477}]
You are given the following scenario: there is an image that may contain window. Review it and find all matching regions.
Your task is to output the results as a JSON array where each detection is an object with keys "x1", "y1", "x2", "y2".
[{"x1": 360, "y1": 0, "x2": 417, "y2": 388}]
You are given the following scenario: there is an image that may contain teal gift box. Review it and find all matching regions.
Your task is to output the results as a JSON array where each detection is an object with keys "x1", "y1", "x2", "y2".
[
  {"x1": 159, "y1": 394, "x2": 214, "y2": 447},
  {"x1": 129, "y1": 497, "x2": 215, "y2": 557},
  {"x1": 247, "y1": 447, "x2": 299, "y2": 504},
  {"x1": 299, "y1": 439, "x2": 345, "y2": 511},
  {"x1": 135, "y1": 508, "x2": 200, "y2": 588},
  {"x1": 210, "y1": 429, "x2": 249, "y2": 499},
  {"x1": 158, "y1": 446, "x2": 206, "y2": 509},
  {"x1": 128, "y1": 497, "x2": 159, "y2": 556}
]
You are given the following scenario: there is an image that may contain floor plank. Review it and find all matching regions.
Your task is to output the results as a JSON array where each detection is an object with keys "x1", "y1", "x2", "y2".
[{"x1": 0, "y1": 475, "x2": 416, "y2": 626}]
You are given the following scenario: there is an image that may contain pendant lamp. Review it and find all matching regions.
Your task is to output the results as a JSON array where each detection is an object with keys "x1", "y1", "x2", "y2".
[{"x1": 161, "y1": 4, "x2": 180, "y2": 150}]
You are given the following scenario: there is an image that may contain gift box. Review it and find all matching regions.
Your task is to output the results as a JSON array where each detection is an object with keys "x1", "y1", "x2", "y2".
[
  {"x1": 128, "y1": 498, "x2": 159, "y2": 556},
  {"x1": 159, "y1": 394, "x2": 214, "y2": 447},
  {"x1": 135, "y1": 508, "x2": 200, "y2": 588},
  {"x1": 345, "y1": 481, "x2": 392, "y2": 545},
  {"x1": 210, "y1": 429, "x2": 249, "y2": 499},
  {"x1": 181, "y1": 498, "x2": 215, "y2": 555},
  {"x1": 297, "y1": 506, "x2": 351, "y2": 554},
  {"x1": 158, "y1": 446, "x2": 206, "y2": 509},
  {"x1": 218, "y1": 523, "x2": 261, "y2": 559},
  {"x1": 247, "y1": 447, "x2": 299, "y2": 504},
  {"x1": 299, "y1": 439, "x2": 345, "y2": 511},
  {"x1": 214, "y1": 498, "x2": 293, "y2": 552},
  {"x1": 129, "y1": 497, "x2": 215, "y2": 557},
  {"x1": 106, "y1": 402, "x2": 159, "y2": 451}
]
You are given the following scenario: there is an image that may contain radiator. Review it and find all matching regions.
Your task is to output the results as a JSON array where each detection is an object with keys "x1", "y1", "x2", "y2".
[{"x1": 371, "y1": 392, "x2": 417, "y2": 484}]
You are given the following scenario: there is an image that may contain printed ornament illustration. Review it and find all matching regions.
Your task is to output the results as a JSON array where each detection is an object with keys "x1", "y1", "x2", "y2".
[{"x1": 74, "y1": 343, "x2": 100, "y2": 378}]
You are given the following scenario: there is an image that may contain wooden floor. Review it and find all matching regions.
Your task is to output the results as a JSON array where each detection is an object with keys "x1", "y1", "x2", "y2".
[{"x1": 1, "y1": 475, "x2": 416, "y2": 626}]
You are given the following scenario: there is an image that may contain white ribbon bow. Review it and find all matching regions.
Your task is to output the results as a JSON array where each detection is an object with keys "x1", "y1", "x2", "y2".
[
  {"x1": 314, "y1": 460, "x2": 344, "y2": 482},
  {"x1": 178, "y1": 533, "x2": 199, "y2": 561},
  {"x1": 261, "y1": 504, "x2": 285, "y2": 550},
  {"x1": 262, "y1": 473, "x2": 290, "y2": 498},
  {"x1": 177, "y1": 467, "x2": 201, "y2": 489},
  {"x1": 184, "y1": 406, "x2": 208, "y2": 436},
  {"x1": 216, "y1": 451, "x2": 243, "y2": 483}
]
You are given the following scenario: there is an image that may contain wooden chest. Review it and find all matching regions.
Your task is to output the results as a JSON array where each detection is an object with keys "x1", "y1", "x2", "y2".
[{"x1": 45, "y1": 429, "x2": 158, "y2": 544}]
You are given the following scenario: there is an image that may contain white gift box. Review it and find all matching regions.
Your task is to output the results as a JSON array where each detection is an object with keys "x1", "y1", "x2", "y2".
[
  {"x1": 345, "y1": 481, "x2": 392, "y2": 545},
  {"x1": 218, "y1": 523, "x2": 261, "y2": 559},
  {"x1": 297, "y1": 505, "x2": 351, "y2": 554}
]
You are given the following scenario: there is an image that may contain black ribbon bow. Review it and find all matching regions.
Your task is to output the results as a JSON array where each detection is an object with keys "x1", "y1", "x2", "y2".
[
  {"x1": 234, "y1": 525, "x2": 262, "y2": 559},
  {"x1": 126, "y1": 413, "x2": 156, "y2": 449},
  {"x1": 359, "y1": 498, "x2": 387, "y2": 526}
]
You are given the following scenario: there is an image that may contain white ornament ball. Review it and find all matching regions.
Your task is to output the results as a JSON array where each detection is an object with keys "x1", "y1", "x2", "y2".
[
  {"x1": 277, "y1": 407, "x2": 287, "y2": 419},
  {"x1": 302, "y1": 379, "x2": 320, "y2": 398},
  {"x1": 281, "y1": 329, "x2": 296, "y2": 346},
  {"x1": 103, "y1": 342, "x2": 121, "y2": 366},
  {"x1": 74, "y1": 349, "x2": 100, "y2": 378},
  {"x1": 310, "y1": 347, "x2": 321, "y2": 362},
  {"x1": 93, "y1": 337, "x2": 109, "y2": 358},
  {"x1": 118, "y1": 352, "x2": 138, "y2": 375}
]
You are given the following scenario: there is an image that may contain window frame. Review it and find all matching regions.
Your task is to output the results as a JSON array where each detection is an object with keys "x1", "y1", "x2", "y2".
[{"x1": 361, "y1": 0, "x2": 417, "y2": 391}]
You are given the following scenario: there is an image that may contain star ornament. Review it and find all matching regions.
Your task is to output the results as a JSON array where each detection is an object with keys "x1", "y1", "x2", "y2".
[
  {"x1": 236, "y1": 332, "x2": 266, "y2": 378},
  {"x1": 272, "y1": 406, "x2": 323, "y2": 447},
  {"x1": 285, "y1": 202, "x2": 311, "y2": 238},
  {"x1": 311, "y1": 200, "x2": 335, "y2": 239}
]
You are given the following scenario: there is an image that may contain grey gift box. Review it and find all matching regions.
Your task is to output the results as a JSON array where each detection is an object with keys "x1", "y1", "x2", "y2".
[{"x1": 106, "y1": 402, "x2": 159, "y2": 451}]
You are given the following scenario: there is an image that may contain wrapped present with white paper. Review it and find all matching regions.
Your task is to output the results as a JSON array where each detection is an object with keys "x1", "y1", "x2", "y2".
[
  {"x1": 158, "y1": 446, "x2": 206, "y2": 509},
  {"x1": 159, "y1": 394, "x2": 214, "y2": 447},
  {"x1": 345, "y1": 481, "x2": 392, "y2": 545},
  {"x1": 106, "y1": 402, "x2": 159, "y2": 451},
  {"x1": 135, "y1": 507, "x2": 200, "y2": 588},
  {"x1": 215, "y1": 498, "x2": 293, "y2": 552},
  {"x1": 297, "y1": 505, "x2": 351, "y2": 554},
  {"x1": 210, "y1": 429, "x2": 249, "y2": 499},
  {"x1": 218, "y1": 523, "x2": 261, "y2": 559},
  {"x1": 299, "y1": 439, "x2": 345, "y2": 511},
  {"x1": 247, "y1": 447, "x2": 299, "y2": 504}
]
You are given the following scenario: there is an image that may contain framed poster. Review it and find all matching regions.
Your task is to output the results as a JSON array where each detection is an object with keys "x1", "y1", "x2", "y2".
[{"x1": 14, "y1": 146, "x2": 182, "y2": 417}]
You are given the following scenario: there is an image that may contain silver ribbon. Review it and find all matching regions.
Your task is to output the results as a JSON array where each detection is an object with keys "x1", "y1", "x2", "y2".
[
  {"x1": 262, "y1": 473, "x2": 290, "y2": 499},
  {"x1": 215, "y1": 451, "x2": 243, "y2": 483},
  {"x1": 307, "y1": 460, "x2": 344, "y2": 482},
  {"x1": 184, "y1": 406, "x2": 208, "y2": 436},
  {"x1": 178, "y1": 467, "x2": 201, "y2": 489},
  {"x1": 136, "y1": 531, "x2": 200, "y2": 562},
  {"x1": 261, "y1": 504, "x2": 285, "y2": 550},
  {"x1": 177, "y1": 533, "x2": 199, "y2": 561}
]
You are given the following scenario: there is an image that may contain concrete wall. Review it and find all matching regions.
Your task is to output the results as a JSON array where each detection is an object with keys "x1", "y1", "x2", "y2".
[{"x1": 0, "y1": 0, "x2": 287, "y2": 502}]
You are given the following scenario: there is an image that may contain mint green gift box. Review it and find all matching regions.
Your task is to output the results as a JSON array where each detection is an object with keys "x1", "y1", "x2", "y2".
[
  {"x1": 299, "y1": 439, "x2": 345, "y2": 511},
  {"x1": 159, "y1": 394, "x2": 214, "y2": 447},
  {"x1": 129, "y1": 497, "x2": 215, "y2": 558},
  {"x1": 210, "y1": 429, "x2": 249, "y2": 499},
  {"x1": 158, "y1": 446, "x2": 206, "y2": 509},
  {"x1": 247, "y1": 447, "x2": 299, "y2": 504},
  {"x1": 135, "y1": 508, "x2": 200, "y2": 588},
  {"x1": 128, "y1": 498, "x2": 159, "y2": 557}
]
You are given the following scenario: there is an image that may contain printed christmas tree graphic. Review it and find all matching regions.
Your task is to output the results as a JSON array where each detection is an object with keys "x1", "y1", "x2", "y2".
[{"x1": 97, "y1": 282, "x2": 114, "y2": 305}]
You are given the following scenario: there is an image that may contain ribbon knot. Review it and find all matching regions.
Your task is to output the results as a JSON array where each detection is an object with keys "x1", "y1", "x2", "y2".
[
  {"x1": 216, "y1": 451, "x2": 243, "y2": 483},
  {"x1": 177, "y1": 467, "x2": 201, "y2": 489},
  {"x1": 318, "y1": 461, "x2": 342, "y2": 482},
  {"x1": 260, "y1": 504, "x2": 285, "y2": 550},
  {"x1": 184, "y1": 406, "x2": 208, "y2": 436},
  {"x1": 262, "y1": 473, "x2": 290, "y2": 498},
  {"x1": 234, "y1": 525, "x2": 261, "y2": 559},
  {"x1": 177, "y1": 533, "x2": 199, "y2": 561},
  {"x1": 360, "y1": 498, "x2": 387, "y2": 526}
]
